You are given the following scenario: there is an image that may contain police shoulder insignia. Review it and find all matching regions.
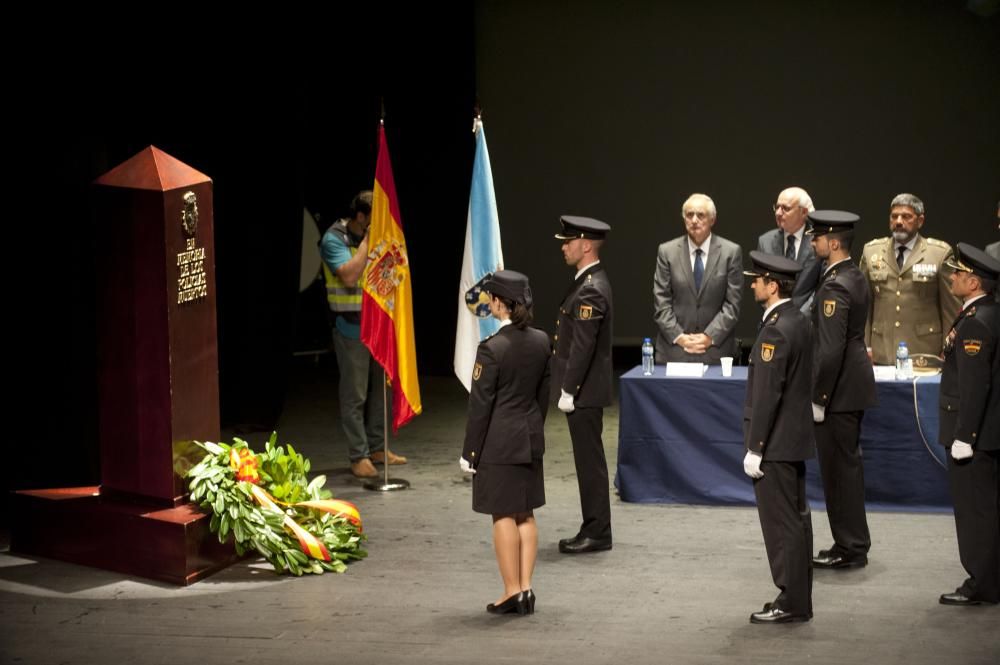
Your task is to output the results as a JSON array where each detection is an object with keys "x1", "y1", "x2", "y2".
[
  {"x1": 963, "y1": 340, "x2": 982, "y2": 356},
  {"x1": 473, "y1": 362, "x2": 483, "y2": 380},
  {"x1": 761, "y1": 343, "x2": 775, "y2": 362},
  {"x1": 579, "y1": 304, "x2": 593, "y2": 320},
  {"x1": 823, "y1": 300, "x2": 837, "y2": 317}
]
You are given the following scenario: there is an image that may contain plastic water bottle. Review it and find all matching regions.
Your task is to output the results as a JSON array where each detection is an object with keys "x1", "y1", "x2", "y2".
[
  {"x1": 895, "y1": 341, "x2": 912, "y2": 380},
  {"x1": 642, "y1": 338, "x2": 655, "y2": 376}
]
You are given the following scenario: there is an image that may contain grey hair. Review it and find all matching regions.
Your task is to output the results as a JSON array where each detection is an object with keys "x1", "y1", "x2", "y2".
[
  {"x1": 682, "y1": 193, "x2": 717, "y2": 220},
  {"x1": 891, "y1": 193, "x2": 924, "y2": 216},
  {"x1": 783, "y1": 187, "x2": 815, "y2": 212}
]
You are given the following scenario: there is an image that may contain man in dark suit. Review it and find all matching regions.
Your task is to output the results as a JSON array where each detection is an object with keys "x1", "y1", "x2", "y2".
[
  {"x1": 757, "y1": 187, "x2": 823, "y2": 312},
  {"x1": 552, "y1": 216, "x2": 615, "y2": 554},
  {"x1": 807, "y1": 211, "x2": 878, "y2": 570},
  {"x1": 937, "y1": 243, "x2": 1000, "y2": 606},
  {"x1": 742, "y1": 251, "x2": 815, "y2": 624},
  {"x1": 653, "y1": 193, "x2": 743, "y2": 364}
]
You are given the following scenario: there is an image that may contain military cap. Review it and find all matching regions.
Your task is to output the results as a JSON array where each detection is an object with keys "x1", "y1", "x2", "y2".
[
  {"x1": 554, "y1": 215, "x2": 611, "y2": 240},
  {"x1": 744, "y1": 250, "x2": 804, "y2": 281},
  {"x1": 806, "y1": 209, "x2": 860, "y2": 236},
  {"x1": 947, "y1": 242, "x2": 1000, "y2": 281},
  {"x1": 483, "y1": 269, "x2": 533, "y2": 306}
]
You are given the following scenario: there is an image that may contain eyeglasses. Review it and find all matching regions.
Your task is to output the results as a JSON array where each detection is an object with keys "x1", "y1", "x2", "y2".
[{"x1": 772, "y1": 203, "x2": 798, "y2": 214}]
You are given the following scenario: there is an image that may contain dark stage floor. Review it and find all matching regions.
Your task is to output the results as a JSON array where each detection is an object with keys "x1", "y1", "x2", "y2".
[{"x1": 2, "y1": 358, "x2": 997, "y2": 664}]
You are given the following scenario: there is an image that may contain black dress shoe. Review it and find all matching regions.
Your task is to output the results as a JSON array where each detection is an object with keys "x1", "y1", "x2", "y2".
[
  {"x1": 750, "y1": 608, "x2": 811, "y2": 624},
  {"x1": 813, "y1": 553, "x2": 867, "y2": 569},
  {"x1": 487, "y1": 592, "x2": 527, "y2": 615},
  {"x1": 524, "y1": 589, "x2": 536, "y2": 614},
  {"x1": 939, "y1": 592, "x2": 999, "y2": 606},
  {"x1": 558, "y1": 536, "x2": 612, "y2": 553}
]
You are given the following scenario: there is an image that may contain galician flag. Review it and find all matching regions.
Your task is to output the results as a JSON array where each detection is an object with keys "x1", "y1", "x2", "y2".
[
  {"x1": 454, "y1": 117, "x2": 504, "y2": 392},
  {"x1": 361, "y1": 124, "x2": 422, "y2": 431}
]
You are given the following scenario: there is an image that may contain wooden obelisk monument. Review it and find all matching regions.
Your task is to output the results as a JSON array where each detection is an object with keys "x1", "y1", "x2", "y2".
[{"x1": 11, "y1": 146, "x2": 236, "y2": 584}]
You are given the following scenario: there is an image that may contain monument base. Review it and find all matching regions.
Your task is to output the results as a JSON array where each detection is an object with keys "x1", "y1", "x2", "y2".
[{"x1": 10, "y1": 486, "x2": 239, "y2": 585}]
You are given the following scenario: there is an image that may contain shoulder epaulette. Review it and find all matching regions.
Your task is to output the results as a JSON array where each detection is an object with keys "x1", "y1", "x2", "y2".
[
  {"x1": 865, "y1": 237, "x2": 889, "y2": 246},
  {"x1": 925, "y1": 237, "x2": 951, "y2": 249}
]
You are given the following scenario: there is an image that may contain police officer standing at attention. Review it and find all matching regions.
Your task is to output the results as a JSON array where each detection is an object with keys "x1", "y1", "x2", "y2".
[
  {"x1": 552, "y1": 216, "x2": 614, "y2": 554},
  {"x1": 807, "y1": 211, "x2": 877, "y2": 570},
  {"x1": 938, "y1": 243, "x2": 1000, "y2": 607},
  {"x1": 742, "y1": 251, "x2": 815, "y2": 624},
  {"x1": 460, "y1": 270, "x2": 551, "y2": 616}
]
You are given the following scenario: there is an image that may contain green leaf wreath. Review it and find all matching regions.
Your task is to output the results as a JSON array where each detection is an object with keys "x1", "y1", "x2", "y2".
[{"x1": 186, "y1": 432, "x2": 367, "y2": 575}]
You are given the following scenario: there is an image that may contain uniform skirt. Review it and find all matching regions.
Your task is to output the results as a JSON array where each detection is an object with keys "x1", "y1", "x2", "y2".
[{"x1": 472, "y1": 458, "x2": 545, "y2": 515}]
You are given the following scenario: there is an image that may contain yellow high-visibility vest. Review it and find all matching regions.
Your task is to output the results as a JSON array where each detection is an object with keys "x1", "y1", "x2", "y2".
[{"x1": 322, "y1": 220, "x2": 362, "y2": 314}]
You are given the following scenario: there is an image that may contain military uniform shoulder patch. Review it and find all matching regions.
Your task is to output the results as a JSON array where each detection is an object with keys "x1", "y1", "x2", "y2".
[
  {"x1": 473, "y1": 362, "x2": 483, "y2": 380},
  {"x1": 963, "y1": 340, "x2": 982, "y2": 356},
  {"x1": 579, "y1": 304, "x2": 593, "y2": 320},
  {"x1": 823, "y1": 300, "x2": 837, "y2": 317},
  {"x1": 761, "y1": 343, "x2": 775, "y2": 362},
  {"x1": 768, "y1": 312, "x2": 779, "y2": 324}
]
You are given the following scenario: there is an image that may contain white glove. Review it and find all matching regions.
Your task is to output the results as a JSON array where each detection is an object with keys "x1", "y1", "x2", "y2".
[
  {"x1": 459, "y1": 457, "x2": 476, "y2": 474},
  {"x1": 743, "y1": 451, "x2": 764, "y2": 479},
  {"x1": 951, "y1": 441, "x2": 974, "y2": 461},
  {"x1": 558, "y1": 389, "x2": 575, "y2": 413},
  {"x1": 812, "y1": 403, "x2": 826, "y2": 423}
]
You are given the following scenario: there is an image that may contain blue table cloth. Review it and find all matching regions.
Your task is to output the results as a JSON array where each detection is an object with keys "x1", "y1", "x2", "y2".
[{"x1": 615, "y1": 365, "x2": 950, "y2": 512}]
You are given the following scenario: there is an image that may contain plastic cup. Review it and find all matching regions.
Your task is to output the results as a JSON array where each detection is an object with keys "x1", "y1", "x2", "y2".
[{"x1": 720, "y1": 357, "x2": 734, "y2": 377}]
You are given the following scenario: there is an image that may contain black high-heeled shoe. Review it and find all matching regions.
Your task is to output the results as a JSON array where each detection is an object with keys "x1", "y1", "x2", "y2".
[
  {"x1": 487, "y1": 591, "x2": 527, "y2": 615},
  {"x1": 524, "y1": 589, "x2": 536, "y2": 614}
]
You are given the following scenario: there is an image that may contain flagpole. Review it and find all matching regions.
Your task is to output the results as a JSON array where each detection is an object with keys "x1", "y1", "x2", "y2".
[
  {"x1": 361, "y1": 112, "x2": 418, "y2": 490},
  {"x1": 363, "y1": 370, "x2": 409, "y2": 492}
]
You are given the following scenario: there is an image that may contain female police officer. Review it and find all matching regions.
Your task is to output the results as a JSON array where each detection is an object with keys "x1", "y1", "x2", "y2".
[{"x1": 461, "y1": 270, "x2": 551, "y2": 616}]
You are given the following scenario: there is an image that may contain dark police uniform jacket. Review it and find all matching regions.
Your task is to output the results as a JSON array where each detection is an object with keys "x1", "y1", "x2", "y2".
[
  {"x1": 462, "y1": 325, "x2": 551, "y2": 467},
  {"x1": 744, "y1": 300, "x2": 816, "y2": 461},
  {"x1": 939, "y1": 296, "x2": 999, "y2": 450},
  {"x1": 551, "y1": 263, "x2": 613, "y2": 408},
  {"x1": 811, "y1": 259, "x2": 877, "y2": 413}
]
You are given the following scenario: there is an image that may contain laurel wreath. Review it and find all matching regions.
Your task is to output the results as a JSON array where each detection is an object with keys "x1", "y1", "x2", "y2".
[{"x1": 186, "y1": 433, "x2": 367, "y2": 575}]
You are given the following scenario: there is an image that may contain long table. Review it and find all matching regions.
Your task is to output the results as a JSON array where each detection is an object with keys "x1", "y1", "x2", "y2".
[{"x1": 615, "y1": 366, "x2": 950, "y2": 511}]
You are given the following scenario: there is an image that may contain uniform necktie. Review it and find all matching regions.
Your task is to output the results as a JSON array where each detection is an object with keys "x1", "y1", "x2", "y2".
[
  {"x1": 785, "y1": 235, "x2": 796, "y2": 260},
  {"x1": 694, "y1": 248, "x2": 704, "y2": 291},
  {"x1": 896, "y1": 246, "x2": 906, "y2": 270}
]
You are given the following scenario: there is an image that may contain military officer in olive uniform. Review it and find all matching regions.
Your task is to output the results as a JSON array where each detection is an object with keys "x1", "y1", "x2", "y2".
[
  {"x1": 859, "y1": 193, "x2": 961, "y2": 365},
  {"x1": 552, "y1": 216, "x2": 615, "y2": 554},
  {"x1": 742, "y1": 251, "x2": 816, "y2": 624},
  {"x1": 937, "y1": 243, "x2": 1000, "y2": 607},
  {"x1": 807, "y1": 211, "x2": 878, "y2": 570}
]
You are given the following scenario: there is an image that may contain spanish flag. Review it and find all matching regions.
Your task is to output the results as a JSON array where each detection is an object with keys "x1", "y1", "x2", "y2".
[{"x1": 361, "y1": 124, "x2": 422, "y2": 431}]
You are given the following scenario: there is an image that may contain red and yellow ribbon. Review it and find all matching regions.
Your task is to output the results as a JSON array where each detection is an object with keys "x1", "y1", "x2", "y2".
[{"x1": 229, "y1": 448, "x2": 260, "y2": 484}]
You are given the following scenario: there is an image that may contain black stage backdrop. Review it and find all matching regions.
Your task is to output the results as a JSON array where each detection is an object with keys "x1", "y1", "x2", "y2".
[
  {"x1": 6, "y1": 2, "x2": 998, "y2": 523},
  {"x1": 476, "y1": 0, "x2": 1000, "y2": 347}
]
